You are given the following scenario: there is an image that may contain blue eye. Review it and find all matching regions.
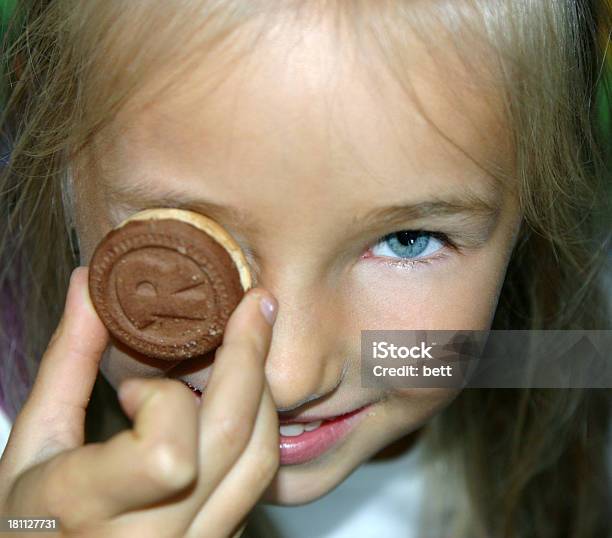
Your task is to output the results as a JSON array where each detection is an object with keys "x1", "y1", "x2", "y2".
[{"x1": 371, "y1": 231, "x2": 446, "y2": 260}]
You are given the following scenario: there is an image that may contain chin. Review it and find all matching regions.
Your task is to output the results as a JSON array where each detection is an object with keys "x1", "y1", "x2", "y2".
[{"x1": 259, "y1": 461, "x2": 360, "y2": 506}]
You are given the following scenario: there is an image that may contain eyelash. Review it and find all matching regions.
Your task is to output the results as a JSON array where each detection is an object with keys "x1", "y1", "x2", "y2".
[{"x1": 364, "y1": 230, "x2": 457, "y2": 270}]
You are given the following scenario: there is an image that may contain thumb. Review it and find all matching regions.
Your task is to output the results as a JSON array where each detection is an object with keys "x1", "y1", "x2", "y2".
[{"x1": 4, "y1": 266, "x2": 109, "y2": 470}]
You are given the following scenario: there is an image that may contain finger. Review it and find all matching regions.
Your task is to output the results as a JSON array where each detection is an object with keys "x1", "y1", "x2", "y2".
[
  {"x1": 195, "y1": 287, "x2": 277, "y2": 496},
  {"x1": 186, "y1": 382, "x2": 279, "y2": 538},
  {"x1": 3, "y1": 267, "x2": 109, "y2": 472},
  {"x1": 7, "y1": 378, "x2": 199, "y2": 527}
]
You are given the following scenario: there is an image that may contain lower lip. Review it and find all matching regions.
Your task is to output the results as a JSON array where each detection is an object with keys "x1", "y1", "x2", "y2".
[{"x1": 182, "y1": 382, "x2": 370, "y2": 466}]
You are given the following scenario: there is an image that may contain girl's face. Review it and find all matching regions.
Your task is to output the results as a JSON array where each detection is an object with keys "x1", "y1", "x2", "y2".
[{"x1": 74, "y1": 20, "x2": 520, "y2": 504}]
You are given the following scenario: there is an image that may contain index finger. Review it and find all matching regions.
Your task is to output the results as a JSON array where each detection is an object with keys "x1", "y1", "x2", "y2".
[{"x1": 196, "y1": 288, "x2": 277, "y2": 492}]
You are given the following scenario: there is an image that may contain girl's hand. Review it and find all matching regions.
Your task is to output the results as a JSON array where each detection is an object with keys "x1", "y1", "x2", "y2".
[{"x1": 0, "y1": 267, "x2": 280, "y2": 537}]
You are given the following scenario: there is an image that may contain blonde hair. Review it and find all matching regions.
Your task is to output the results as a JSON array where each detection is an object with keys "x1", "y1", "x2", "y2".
[{"x1": 0, "y1": 1, "x2": 610, "y2": 536}]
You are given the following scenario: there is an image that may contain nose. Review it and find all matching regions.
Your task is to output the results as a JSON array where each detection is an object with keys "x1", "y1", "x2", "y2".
[{"x1": 261, "y1": 282, "x2": 347, "y2": 412}]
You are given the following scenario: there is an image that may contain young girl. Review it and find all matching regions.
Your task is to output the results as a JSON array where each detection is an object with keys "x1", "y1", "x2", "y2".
[{"x1": 0, "y1": 1, "x2": 611, "y2": 536}]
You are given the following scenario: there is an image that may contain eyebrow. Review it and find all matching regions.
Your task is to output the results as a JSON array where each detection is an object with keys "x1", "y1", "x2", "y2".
[
  {"x1": 105, "y1": 179, "x2": 256, "y2": 229},
  {"x1": 356, "y1": 188, "x2": 502, "y2": 230},
  {"x1": 104, "y1": 176, "x2": 503, "y2": 233}
]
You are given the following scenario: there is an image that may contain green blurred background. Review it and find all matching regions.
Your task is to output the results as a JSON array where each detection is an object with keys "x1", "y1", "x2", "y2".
[{"x1": 0, "y1": 0, "x2": 16, "y2": 37}]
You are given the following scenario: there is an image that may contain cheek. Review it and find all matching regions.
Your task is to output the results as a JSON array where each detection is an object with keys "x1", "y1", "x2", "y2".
[
  {"x1": 385, "y1": 386, "x2": 462, "y2": 433},
  {"x1": 341, "y1": 253, "x2": 508, "y2": 434},
  {"x1": 99, "y1": 347, "x2": 134, "y2": 391},
  {"x1": 99, "y1": 344, "x2": 175, "y2": 391},
  {"x1": 348, "y1": 249, "x2": 510, "y2": 331}
]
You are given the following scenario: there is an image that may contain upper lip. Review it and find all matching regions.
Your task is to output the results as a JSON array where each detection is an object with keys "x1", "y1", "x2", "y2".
[
  {"x1": 178, "y1": 379, "x2": 371, "y2": 424},
  {"x1": 277, "y1": 416, "x2": 334, "y2": 424},
  {"x1": 276, "y1": 404, "x2": 371, "y2": 424}
]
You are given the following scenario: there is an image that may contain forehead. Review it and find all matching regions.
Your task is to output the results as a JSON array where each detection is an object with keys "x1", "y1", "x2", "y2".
[{"x1": 93, "y1": 11, "x2": 511, "y2": 211}]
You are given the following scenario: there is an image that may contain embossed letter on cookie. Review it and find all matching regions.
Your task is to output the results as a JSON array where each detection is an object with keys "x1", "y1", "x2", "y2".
[{"x1": 88, "y1": 209, "x2": 253, "y2": 360}]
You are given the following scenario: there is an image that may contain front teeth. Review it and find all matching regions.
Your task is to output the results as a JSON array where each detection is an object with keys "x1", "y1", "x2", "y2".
[
  {"x1": 304, "y1": 420, "x2": 323, "y2": 431},
  {"x1": 279, "y1": 420, "x2": 323, "y2": 437}
]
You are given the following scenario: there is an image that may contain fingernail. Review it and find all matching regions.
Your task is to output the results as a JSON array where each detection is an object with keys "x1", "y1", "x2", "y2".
[{"x1": 259, "y1": 295, "x2": 278, "y2": 326}]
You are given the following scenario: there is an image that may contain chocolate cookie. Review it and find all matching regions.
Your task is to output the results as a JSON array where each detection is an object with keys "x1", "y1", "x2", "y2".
[{"x1": 88, "y1": 209, "x2": 253, "y2": 360}]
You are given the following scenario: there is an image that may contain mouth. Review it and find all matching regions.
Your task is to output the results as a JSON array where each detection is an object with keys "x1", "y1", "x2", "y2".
[
  {"x1": 180, "y1": 379, "x2": 372, "y2": 466},
  {"x1": 277, "y1": 404, "x2": 371, "y2": 465}
]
